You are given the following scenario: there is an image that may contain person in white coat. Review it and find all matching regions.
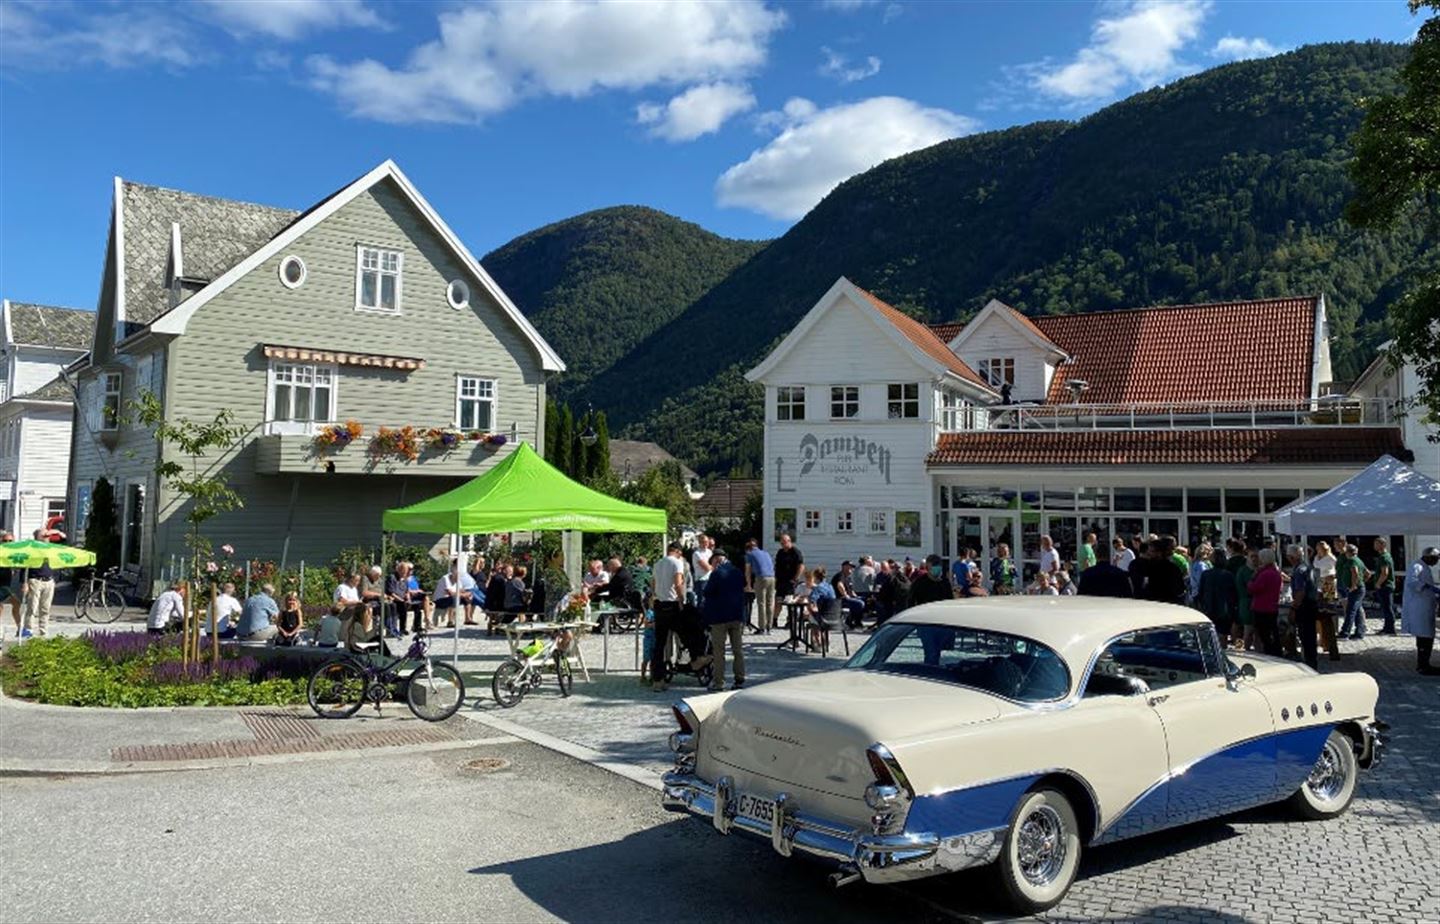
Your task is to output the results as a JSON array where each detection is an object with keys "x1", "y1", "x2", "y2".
[{"x1": 1401, "y1": 547, "x2": 1440, "y2": 675}]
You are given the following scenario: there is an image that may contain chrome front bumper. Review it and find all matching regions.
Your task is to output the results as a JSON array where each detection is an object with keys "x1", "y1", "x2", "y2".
[
  {"x1": 1360, "y1": 720, "x2": 1387, "y2": 769},
  {"x1": 661, "y1": 770, "x2": 1002, "y2": 884}
]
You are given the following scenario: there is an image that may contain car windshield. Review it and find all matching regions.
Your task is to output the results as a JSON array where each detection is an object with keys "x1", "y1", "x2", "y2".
[{"x1": 844, "y1": 622, "x2": 1071, "y2": 703}]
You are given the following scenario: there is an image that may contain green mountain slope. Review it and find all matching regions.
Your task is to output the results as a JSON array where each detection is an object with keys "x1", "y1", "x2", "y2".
[
  {"x1": 573, "y1": 42, "x2": 1432, "y2": 475},
  {"x1": 480, "y1": 206, "x2": 765, "y2": 396}
]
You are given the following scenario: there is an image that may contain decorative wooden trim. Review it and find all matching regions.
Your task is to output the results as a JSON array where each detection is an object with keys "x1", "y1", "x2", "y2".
[{"x1": 261, "y1": 344, "x2": 425, "y2": 372}]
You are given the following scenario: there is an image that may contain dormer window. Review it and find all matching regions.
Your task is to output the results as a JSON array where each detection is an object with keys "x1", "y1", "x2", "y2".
[
  {"x1": 978, "y1": 357, "x2": 1015, "y2": 388},
  {"x1": 356, "y1": 246, "x2": 402, "y2": 313}
]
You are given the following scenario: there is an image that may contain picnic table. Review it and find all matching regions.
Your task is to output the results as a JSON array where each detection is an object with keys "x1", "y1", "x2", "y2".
[{"x1": 501, "y1": 619, "x2": 594, "y2": 683}]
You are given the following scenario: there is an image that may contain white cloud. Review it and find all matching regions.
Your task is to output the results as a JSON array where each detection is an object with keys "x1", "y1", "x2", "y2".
[
  {"x1": 0, "y1": 2, "x2": 200, "y2": 70},
  {"x1": 819, "y1": 46, "x2": 881, "y2": 83},
  {"x1": 637, "y1": 82, "x2": 756, "y2": 142},
  {"x1": 201, "y1": 0, "x2": 386, "y2": 41},
  {"x1": 1210, "y1": 35, "x2": 1284, "y2": 61},
  {"x1": 1028, "y1": 0, "x2": 1211, "y2": 101},
  {"x1": 716, "y1": 96, "x2": 977, "y2": 220},
  {"x1": 307, "y1": 0, "x2": 787, "y2": 124}
]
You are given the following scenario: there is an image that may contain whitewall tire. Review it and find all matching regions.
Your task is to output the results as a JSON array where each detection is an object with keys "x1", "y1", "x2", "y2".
[
  {"x1": 1288, "y1": 729, "x2": 1358, "y2": 820},
  {"x1": 995, "y1": 788, "x2": 1082, "y2": 914}
]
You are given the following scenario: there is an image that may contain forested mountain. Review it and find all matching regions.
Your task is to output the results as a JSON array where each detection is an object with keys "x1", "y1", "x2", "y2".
[
  {"x1": 481, "y1": 206, "x2": 765, "y2": 396},
  {"x1": 488, "y1": 42, "x2": 1432, "y2": 476}
]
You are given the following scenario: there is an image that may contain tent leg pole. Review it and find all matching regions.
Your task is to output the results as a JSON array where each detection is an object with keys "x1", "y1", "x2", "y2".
[
  {"x1": 379, "y1": 533, "x2": 387, "y2": 653},
  {"x1": 452, "y1": 534, "x2": 461, "y2": 673}
]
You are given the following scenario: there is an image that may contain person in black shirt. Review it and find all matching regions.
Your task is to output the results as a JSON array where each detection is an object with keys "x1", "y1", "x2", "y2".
[
  {"x1": 773, "y1": 534, "x2": 804, "y2": 626},
  {"x1": 1077, "y1": 552, "x2": 1133, "y2": 599},
  {"x1": 1131, "y1": 541, "x2": 1185, "y2": 603},
  {"x1": 908, "y1": 554, "x2": 953, "y2": 608}
]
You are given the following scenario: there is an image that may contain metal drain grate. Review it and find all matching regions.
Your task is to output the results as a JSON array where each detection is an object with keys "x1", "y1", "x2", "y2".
[
  {"x1": 241, "y1": 711, "x2": 320, "y2": 741},
  {"x1": 461, "y1": 757, "x2": 511, "y2": 774}
]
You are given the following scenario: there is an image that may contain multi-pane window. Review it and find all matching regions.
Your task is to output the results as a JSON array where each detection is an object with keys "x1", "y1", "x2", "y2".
[
  {"x1": 100, "y1": 372, "x2": 122, "y2": 431},
  {"x1": 836, "y1": 510, "x2": 854, "y2": 533},
  {"x1": 978, "y1": 357, "x2": 1015, "y2": 388},
  {"x1": 869, "y1": 510, "x2": 889, "y2": 534},
  {"x1": 123, "y1": 483, "x2": 145, "y2": 567},
  {"x1": 356, "y1": 246, "x2": 402, "y2": 312},
  {"x1": 887, "y1": 383, "x2": 920, "y2": 419},
  {"x1": 939, "y1": 392, "x2": 973, "y2": 430},
  {"x1": 456, "y1": 376, "x2": 496, "y2": 430},
  {"x1": 803, "y1": 509, "x2": 822, "y2": 532},
  {"x1": 270, "y1": 363, "x2": 334, "y2": 423},
  {"x1": 830, "y1": 385, "x2": 859, "y2": 419},
  {"x1": 776, "y1": 386, "x2": 806, "y2": 421}
]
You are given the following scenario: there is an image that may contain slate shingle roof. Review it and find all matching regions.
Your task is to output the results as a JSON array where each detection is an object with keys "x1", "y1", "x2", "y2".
[
  {"x1": 609, "y1": 440, "x2": 698, "y2": 483},
  {"x1": 926, "y1": 428, "x2": 1407, "y2": 467},
  {"x1": 121, "y1": 181, "x2": 298, "y2": 326},
  {"x1": 8, "y1": 302, "x2": 94, "y2": 350},
  {"x1": 14, "y1": 375, "x2": 72, "y2": 403}
]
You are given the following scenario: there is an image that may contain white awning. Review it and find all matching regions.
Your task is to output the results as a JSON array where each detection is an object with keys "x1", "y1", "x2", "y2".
[{"x1": 1273, "y1": 454, "x2": 1440, "y2": 535}]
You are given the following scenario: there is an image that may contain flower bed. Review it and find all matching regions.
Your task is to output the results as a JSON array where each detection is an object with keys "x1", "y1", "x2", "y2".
[{"x1": 0, "y1": 631, "x2": 308, "y2": 707}]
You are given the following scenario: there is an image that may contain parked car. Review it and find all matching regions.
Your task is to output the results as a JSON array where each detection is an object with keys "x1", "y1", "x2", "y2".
[{"x1": 661, "y1": 598, "x2": 1383, "y2": 913}]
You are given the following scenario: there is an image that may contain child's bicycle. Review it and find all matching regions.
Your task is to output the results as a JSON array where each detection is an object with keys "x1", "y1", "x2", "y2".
[{"x1": 491, "y1": 628, "x2": 575, "y2": 708}]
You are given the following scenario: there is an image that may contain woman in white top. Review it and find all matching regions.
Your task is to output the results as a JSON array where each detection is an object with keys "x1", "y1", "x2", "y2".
[{"x1": 1312, "y1": 541, "x2": 1337, "y2": 579}]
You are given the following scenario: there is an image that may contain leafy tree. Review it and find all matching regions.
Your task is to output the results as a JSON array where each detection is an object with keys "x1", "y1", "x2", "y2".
[
  {"x1": 587, "y1": 410, "x2": 611, "y2": 482},
  {"x1": 1346, "y1": 2, "x2": 1440, "y2": 429},
  {"x1": 83, "y1": 476, "x2": 120, "y2": 571},
  {"x1": 553, "y1": 403, "x2": 574, "y2": 477},
  {"x1": 621, "y1": 460, "x2": 694, "y2": 528},
  {"x1": 544, "y1": 398, "x2": 560, "y2": 464}
]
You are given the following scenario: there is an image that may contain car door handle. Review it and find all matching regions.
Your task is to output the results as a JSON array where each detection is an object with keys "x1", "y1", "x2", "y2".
[{"x1": 1147, "y1": 694, "x2": 1169, "y2": 707}]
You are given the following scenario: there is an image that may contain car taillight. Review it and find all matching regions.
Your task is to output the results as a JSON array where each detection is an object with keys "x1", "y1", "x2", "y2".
[
  {"x1": 672, "y1": 704, "x2": 695, "y2": 735},
  {"x1": 865, "y1": 744, "x2": 913, "y2": 797},
  {"x1": 867, "y1": 748, "x2": 896, "y2": 786}
]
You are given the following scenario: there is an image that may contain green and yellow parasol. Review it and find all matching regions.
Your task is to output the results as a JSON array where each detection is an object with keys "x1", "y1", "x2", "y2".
[{"x1": 0, "y1": 540, "x2": 97, "y2": 569}]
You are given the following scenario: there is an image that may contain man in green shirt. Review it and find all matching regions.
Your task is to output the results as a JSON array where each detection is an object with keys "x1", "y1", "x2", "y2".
[
  {"x1": 1338, "y1": 543, "x2": 1371, "y2": 639},
  {"x1": 1373, "y1": 537, "x2": 1396, "y2": 634},
  {"x1": 1077, "y1": 533, "x2": 1097, "y2": 573}
]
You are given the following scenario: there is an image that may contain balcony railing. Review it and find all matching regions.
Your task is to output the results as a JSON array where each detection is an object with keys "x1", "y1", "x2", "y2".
[{"x1": 944, "y1": 397, "x2": 1401, "y2": 432}]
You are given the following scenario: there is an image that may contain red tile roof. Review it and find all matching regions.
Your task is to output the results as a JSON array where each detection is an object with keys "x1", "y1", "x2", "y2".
[
  {"x1": 855, "y1": 287, "x2": 994, "y2": 392},
  {"x1": 1033, "y1": 297, "x2": 1319, "y2": 404},
  {"x1": 926, "y1": 427, "x2": 1408, "y2": 467},
  {"x1": 928, "y1": 321, "x2": 965, "y2": 343},
  {"x1": 695, "y1": 479, "x2": 762, "y2": 520}
]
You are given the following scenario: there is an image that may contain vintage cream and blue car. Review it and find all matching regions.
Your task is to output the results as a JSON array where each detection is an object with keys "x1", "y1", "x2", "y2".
[{"x1": 661, "y1": 598, "x2": 1383, "y2": 913}]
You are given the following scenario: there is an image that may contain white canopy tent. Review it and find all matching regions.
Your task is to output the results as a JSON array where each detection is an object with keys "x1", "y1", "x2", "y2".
[{"x1": 1274, "y1": 454, "x2": 1440, "y2": 536}]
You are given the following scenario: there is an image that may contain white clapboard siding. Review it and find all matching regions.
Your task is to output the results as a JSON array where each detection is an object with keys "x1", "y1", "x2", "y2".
[{"x1": 952, "y1": 313, "x2": 1052, "y2": 401}]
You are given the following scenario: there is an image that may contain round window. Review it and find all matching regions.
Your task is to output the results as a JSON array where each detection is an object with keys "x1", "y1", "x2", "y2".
[
  {"x1": 279, "y1": 255, "x2": 307, "y2": 289},
  {"x1": 447, "y1": 278, "x2": 470, "y2": 310}
]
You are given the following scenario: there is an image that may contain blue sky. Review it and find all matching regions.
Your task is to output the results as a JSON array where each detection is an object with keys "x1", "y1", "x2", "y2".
[{"x1": 0, "y1": 0, "x2": 1417, "y2": 311}]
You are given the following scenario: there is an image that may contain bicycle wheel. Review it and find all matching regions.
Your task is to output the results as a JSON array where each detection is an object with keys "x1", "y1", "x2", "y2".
[
  {"x1": 406, "y1": 661, "x2": 465, "y2": 722},
  {"x1": 554, "y1": 652, "x2": 574, "y2": 698},
  {"x1": 308, "y1": 659, "x2": 367, "y2": 718},
  {"x1": 491, "y1": 659, "x2": 527, "y2": 708},
  {"x1": 90, "y1": 587, "x2": 129, "y2": 624}
]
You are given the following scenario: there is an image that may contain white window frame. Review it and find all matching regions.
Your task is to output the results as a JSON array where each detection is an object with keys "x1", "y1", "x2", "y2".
[
  {"x1": 830, "y1": 385, "x2": 859, "y2": 420},
  {"x1": 121, "y1": 480, "x2": 146, "y2": 568},
  {"x1": 99, "y1": 371, "x2": 122, "y2": 432},
  {"x1": 278, "y1": 255, "x2": 307, "y2": 290},
  {"x1": 455, "y1": 375, "x2": 497, "y2": 431},
  {"x1": 836, "y1": 510, "x2": 855, "y2": 534},
  {"x1": 940, "y1": 392, "x2": 975, "y2": 431},
  {"x1": 265, "y1": 361, "x2": 337, "y2": 435},
  {"x1": 978, "y1": 357, "x2": 1015, "y2": 388},
  {"x1": 803, "y1": 509, "x2": 822, "y2": 532},
  {"x1": 354, "y1": 244, "x2": 403, "y2": 314},
  {"x1": 868, "y1": 509, "x2": 889, "y2": 535},
  {"x1": 887, "y1": 382, "x2": 920, "y2": 419},
  {"x1": 775, "y1": 386, "x2": 805, "y2": 421},
  {"x1": 447, "y1": 278, "x2": 470, "y2": 310}
]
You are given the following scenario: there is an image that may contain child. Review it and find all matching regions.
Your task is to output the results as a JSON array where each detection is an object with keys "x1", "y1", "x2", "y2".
[{"x1": 640, "y1": 607, "x2": 656, "y2": 684}]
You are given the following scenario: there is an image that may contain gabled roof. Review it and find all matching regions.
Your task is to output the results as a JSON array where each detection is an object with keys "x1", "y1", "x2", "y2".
[
  {"x1": 695, "y1": 478, "x2": 761, "y2": 520},
  {"x1": 4, "y1": 301, "x2": 95, "y2": 351},
  {"x1": 927, "y1": 321, "x2": 965, "y2": 343},
  {"x1": 945, "y1": 298, "x2": 1067, "y2": 360},
  {"x1": 746, "y1": 277, "x2": 995, "y2": 396},
  {"x1": 120, "y1": 181, "x2": 298, "y2": 327},
  {"x1": 926, "y1": 427, "x2": 1406, "y2": 467},
  {"x1": 134, "y1": 161, "x2": 564, "y2": 372},
  {"x1": 610, "y1": 439, "x2": 698, "y2": 483},
  {"x1": 1032, "y1": 296, "x2": 1319, "y2": 404}
]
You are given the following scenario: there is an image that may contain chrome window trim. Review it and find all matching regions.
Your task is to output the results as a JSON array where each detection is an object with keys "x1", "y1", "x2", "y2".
[{"x1": 1067, "y1": 620, "x2": 1219, "y2": 707}]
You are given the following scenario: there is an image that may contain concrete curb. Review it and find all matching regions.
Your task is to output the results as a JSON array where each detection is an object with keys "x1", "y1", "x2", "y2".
[
  {"x1": 0, "y1": 735, "x2": 519, "y2": 778},
  {"x1": 454, "y1": 710, "x2": 665, "y2": 792}
]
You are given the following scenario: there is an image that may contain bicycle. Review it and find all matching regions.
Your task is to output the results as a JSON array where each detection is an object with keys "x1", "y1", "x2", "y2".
[
  {"x1": 74, "y1": 567, "x2": 136, "y2": 624},
  {"x1": 490, "y1": 628, "x2": 576, "y2": 708},
  {"x1": 307, "y1": 629, "x2": 465, "y2": 722}
]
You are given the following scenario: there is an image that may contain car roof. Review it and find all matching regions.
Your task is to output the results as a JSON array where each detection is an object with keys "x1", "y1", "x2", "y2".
[{"x1": 890, "y1": 597, "x2": 1212, "y2": 670}]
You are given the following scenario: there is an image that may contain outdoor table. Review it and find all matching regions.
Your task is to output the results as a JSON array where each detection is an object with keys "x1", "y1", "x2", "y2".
[
  {"x1": 776, "y1": 597, "x2": 816, "y2": 654},
  {"x1": 501, "y1": 620, "x2": 593, "y2": 682}
]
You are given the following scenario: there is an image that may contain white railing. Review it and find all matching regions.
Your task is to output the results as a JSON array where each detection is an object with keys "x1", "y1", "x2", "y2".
[{"x1": 942, "y1": 397, "x2": 1402, "y2": 432}]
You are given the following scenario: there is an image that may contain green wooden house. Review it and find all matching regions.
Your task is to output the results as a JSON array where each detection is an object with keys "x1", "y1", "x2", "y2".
[{"x1": 67, "y1": 161, "x2": 565, "y2": 590}]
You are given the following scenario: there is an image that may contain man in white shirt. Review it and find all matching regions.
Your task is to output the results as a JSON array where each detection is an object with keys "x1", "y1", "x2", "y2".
[
  {"x1": 333, "y1": 573, "x2": 362, "y2": 611},
  {"x1": 650, "y1": 543, "x2": 690, "y2": 692},
  {"x1": 211, "y1": 582, "x2": 242, "y2": 639},
  {"x1": 691, "y1": 535, "x2": 714, "y2": 606},
  {"x1": 434, "y1": 560, "x2": 477, "y2": 628},
  {"x1": 1039, "y1": 535, "x2": 1061, "y2": 575},
  {"x1": 582, "y1": 560, "x2": 609, "y2": 591},
  {"x1": 1112, "y1": 536, "x2": 1136, "y2": 570},
  {"x1": 148, "y1": 580, "x2": 186, "y2": 635}
]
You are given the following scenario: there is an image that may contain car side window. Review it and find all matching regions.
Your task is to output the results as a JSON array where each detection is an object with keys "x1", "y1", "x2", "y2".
[{"x1": 1090, "y1": 627, "x2": 1208, "y2": 694}]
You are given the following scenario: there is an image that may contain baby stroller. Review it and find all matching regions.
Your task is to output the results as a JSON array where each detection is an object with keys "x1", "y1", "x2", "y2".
[{"x1": 662, "y1": 602, "x2": 714, "y2": 687}]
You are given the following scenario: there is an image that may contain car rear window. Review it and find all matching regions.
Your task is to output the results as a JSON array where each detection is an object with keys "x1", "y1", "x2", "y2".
[{"x1": 845, "y1": 622, "x2": 1071, "y2": 703}]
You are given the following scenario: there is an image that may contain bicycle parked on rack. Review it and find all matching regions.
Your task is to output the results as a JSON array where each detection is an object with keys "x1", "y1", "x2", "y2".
[
  {"x1": 307, "y1": 629, "x2": 465, "y2": 722},
  {"x1": 491, "y1": 628, "x2": 576, "y2": 707},
  {"x1": 74, "y1": 567, "x2": 137, "y2": 624}
]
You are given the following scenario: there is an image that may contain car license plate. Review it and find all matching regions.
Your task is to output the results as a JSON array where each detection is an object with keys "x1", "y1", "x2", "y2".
[{"x1": 735, "y1": 792, "x2": 776, "y2": 825}]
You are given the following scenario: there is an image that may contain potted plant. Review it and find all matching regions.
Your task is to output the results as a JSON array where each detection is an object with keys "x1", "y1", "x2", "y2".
[
  {"x1": 424, "y1": 428, "x2": 462, "y2": 452},
  {"x1": 369, "y1": 426, "x2": 420, "y2": 462}
]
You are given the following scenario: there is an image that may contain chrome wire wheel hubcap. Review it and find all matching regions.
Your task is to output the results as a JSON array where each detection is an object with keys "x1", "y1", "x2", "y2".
[
  {"x1": 1017, "y1": 805, "x2": 1066, "y2": 887},
  {"x1": 1306, "y1": 739, "x2": 1348, "y2": 803}
]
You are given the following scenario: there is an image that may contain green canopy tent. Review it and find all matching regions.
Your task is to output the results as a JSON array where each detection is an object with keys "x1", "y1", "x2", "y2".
[{"x1": 380, "y1": 441, "x2": 667, "y2": 667}]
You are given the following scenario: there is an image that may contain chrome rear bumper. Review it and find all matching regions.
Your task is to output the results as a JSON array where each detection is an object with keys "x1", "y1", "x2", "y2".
[{"x1": 661, "y1": 770, "x2": 1001, "y2": 884}]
